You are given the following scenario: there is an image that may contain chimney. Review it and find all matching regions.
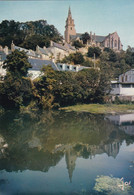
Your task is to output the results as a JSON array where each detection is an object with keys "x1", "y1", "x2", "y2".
[
  {"x1": 94, "y1": 33, "x2": 96, "y2": 40},
  {"x1": 36, "y1": 45, "x2": 40, "y2": 53},
  {"x1": 50, "y1": 41, "x2": 53, "y2": 47},
  {"x1": 4, "y1": 46, "x2": 9, "y2": 55},
  {"x1": 0, "y1": 45, "x2": 3, "y2": 51},
  {"x1": 11, "y1": 40, "x2": 15, "y2": 52}
]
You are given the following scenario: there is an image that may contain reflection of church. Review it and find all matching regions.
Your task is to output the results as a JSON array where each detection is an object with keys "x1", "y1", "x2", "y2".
[
  {"x1": 65, "y1": 148, "x2": 77, "y2": 183},
  {"x1": 64, "y1": 140, "x2": 121, "y2": 182}
]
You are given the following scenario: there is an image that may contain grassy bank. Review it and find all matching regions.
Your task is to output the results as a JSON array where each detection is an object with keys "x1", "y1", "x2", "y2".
[{"x1": 60, "y1": 104, "x2": 134, "y2": 114}]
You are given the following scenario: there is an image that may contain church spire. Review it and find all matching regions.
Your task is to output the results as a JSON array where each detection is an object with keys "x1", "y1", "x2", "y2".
[
  {"x1": 64, "y1": 7, "x2": 76, "y2": 43},
  {"x1": 68, "y1": 6, "x2": 72, "y2": 17}
]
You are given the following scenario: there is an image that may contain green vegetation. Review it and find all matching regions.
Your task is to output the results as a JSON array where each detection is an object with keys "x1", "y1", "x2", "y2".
[
  {"x1": 72, "y1": 40, "x2": 84, "y2": 49},
  {"x1": 60, "y1": 104, "x2": 134, "y2": 114},
  {"x1": 81, "y1": 32, "x2": 90, "y2": 44},
  {"x1": 0, "y1": 50, "x2": 34, "y2": 109},
  {"x1": 60, "y1": 52, "x2": 84, "y2": 65},
  {"x1": 0, "y1": 20, "x2": 62, "y2": 50},
  {"x1": 61, "y1": 46, "x2": 134, "y2": 79},
  {"x1": 0, "y1": 50, "x2": 110, "y2": 110},
  {"x1": 87, "y1": 46, "x2": 102, "y2": 58}
]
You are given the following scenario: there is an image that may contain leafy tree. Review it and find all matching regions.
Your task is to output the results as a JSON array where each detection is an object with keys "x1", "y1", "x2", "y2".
[
  {"x1": 0, "y1": 75, "x2": 33, "y2": 109},
  {"x1": 73, "y1": 52, "x2": 84, "y2": 64},
  {"x1": 0, "y1": 50, "x2": 33, "y2": 109},
  {"x1": 61, "y1": 52, "x2": 84, "y2": 65},
  {"x1": 3, "y1": 50, "x2": 32, "y2": 77},
  {"x1": 0, "y1": 20, "x2": 62, "y2": 49},
  {"x1": 72, "y1": 40, "x2": 84, "y2": 49},
  {"x1": 34, "y1": 65, "x2": 56, "y2": 109},
  {"x1": 21, "y1": 35, "x2": 50, "y2": 50},
  {"x1": 82, "y1": 59, "x2": 94, "y2": 67},
  {"x1": 87, "y1": 47, "x2": 101, "y2": 58},
  {"x1": 81, "y1": 32, "x2": 90, "y2": 44},
  {"x1": 108, "y1": 50, "x2": 117, "y2": 62}
]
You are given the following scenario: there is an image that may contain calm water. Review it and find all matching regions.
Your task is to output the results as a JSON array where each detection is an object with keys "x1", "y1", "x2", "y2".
[{"x1": 0, "y1": 110, "x2": 134, "y2": 195}]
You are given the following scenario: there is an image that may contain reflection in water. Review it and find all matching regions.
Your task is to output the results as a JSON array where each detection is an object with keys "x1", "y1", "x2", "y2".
[
  {"x1": 0, "y1": 111, "x2": 134, "y2": 194},
  {"x1": 106, "y1": 113, "x2": 134, "y2": 136}
]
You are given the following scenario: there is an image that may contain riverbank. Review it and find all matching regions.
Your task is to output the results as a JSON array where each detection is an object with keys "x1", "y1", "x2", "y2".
[{"x1": 60, "y1": 104, "x2": 134, "y2": 114}]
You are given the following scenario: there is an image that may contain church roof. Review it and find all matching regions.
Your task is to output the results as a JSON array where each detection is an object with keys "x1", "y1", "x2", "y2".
[
  {"x1": 70, "y1": 33, "x2": 82, "y2": 41},
  {"x1": 93, "y1": 35, "x2": 106, "y2": 43}
]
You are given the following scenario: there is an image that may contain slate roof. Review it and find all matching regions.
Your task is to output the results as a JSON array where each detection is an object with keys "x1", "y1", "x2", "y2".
[
  {"x1": 52, "y1": 42, "x2": 67, "y2": 51},
  {"x1": 70, "y1": 33, "x2": 106, "y2": 43},
  {"x1": 64, "y1": 43, "x2": 76, "y2": 51},
  {"x1": 93, "y1": 35, "x2": 106, "y2": 43},
  {"x1": 28, "y1": 58, "x2": 59, "y2": 71},
  {"x1": 0, "y1": 51, "x2": 7, "y2": 61},
  {"x1": 132, "y1": 48, "x2": 134, "y2": 52},
  {"x1": 38, "y1": 47, "x2": 49, "y2": 55},
  {"x1": 14, "y1": 46, "x2": 36, "y2": 57},
  {"x1": 70, "y1": 33, "x2": 82, "y2": 40}
]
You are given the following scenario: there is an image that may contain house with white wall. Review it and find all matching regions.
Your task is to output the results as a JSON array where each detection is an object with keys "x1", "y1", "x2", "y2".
[{"x1": 111, "y1": 70, "x2": 134, "y2": 100}]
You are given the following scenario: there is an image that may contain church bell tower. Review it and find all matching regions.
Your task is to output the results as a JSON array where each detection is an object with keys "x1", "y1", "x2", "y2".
[{"x1": 64, "y1": 7, "x2": 76, "y2": 43}]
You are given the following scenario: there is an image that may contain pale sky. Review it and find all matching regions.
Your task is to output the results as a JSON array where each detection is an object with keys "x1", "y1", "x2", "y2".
[{"x1": 0, "y1": 0, "x2": 134, "y2": 50}]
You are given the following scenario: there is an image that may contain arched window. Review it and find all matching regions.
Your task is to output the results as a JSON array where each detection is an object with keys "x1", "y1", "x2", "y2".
[
  {"x1": 114, "y1": 40, "x2": 117, "y2": 47},
  {"x1": 111, "y1": 38, "x2": 113, "y2": 48}
]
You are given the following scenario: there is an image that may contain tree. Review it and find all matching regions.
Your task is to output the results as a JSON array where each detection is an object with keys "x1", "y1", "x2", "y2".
[
  {"x1": 0, "y1": 50, "x2": 34, "y2": 109},
  {"x1": 72, "y1": 40, "x2": 84, "y2": 49},
  {"x1": 3, "y1": 50, "x2": 32, "y2": 77},
  {"x1": 0, "y1": 20, "x2": 62, "y2": 49},
  {"x1": 0, "y1": 74, "x2": 34, "y2": 109},
  {"x1": 81, "y1": 32, "x2": 90, "y2": 44},
  {"x1": 73, "y1": 52, "x2": 84, "y2": 64},
  {"x1": 87, "y1": 47, "x2": 101, "y2": 58}
]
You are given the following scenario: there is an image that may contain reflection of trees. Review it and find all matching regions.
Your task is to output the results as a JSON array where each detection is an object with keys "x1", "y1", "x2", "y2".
[{"x1": 0, "y1": 110, "x2": 134, "y2": 174}]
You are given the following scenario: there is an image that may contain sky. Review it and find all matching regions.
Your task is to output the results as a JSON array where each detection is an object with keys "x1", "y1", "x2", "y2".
[{"x1": 0, "y1": 0, "x2": 134, "y2": 50}]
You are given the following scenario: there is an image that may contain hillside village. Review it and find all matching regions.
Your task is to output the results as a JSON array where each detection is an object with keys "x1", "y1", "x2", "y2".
[{"x1": 0, "y1": 8, "x2": 134, "y2": 109}]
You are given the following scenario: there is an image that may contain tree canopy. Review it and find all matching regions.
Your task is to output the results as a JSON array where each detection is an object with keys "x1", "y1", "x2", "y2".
[
  {"x1": 87, "y1": 47, "x2": 102, "y2": 58},
  {"x1": 0, "y1": 20, "x2": 62, "y2": 50},
  {"x1": 3, "y1": 50, "x2": 32, "y2": 77},
  {"x1": 81, "y1": 32, "x2": 90, "y2": 44}
]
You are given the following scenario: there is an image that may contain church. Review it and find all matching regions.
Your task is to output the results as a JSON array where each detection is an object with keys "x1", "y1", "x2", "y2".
[{"x1": 64, "y1": 7, "x2": 123, "y2": 51}]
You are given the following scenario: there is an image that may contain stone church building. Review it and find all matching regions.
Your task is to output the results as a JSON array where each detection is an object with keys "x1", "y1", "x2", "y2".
[{"x1": 64, "y1": 7, "x2": 123, "y2": 51}]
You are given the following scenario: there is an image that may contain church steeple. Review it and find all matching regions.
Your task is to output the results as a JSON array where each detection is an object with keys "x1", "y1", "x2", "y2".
[
  {"x1": 64, "y1": 7, "x2": 76, "y2": 43},
  {"x1": 68, "y1": 6, "x2": 71, "y2": 17}
]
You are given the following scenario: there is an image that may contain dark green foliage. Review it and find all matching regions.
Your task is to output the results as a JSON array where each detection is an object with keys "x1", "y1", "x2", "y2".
[
  {"x1": 21, "y1": 35, "x2": 50, "y2": 50},
  {"x1": 61, "y1": 52, "x2": 84, "y2": 65},
  {"x1": 100, "y1": 47, "x2": 134, "y2": 79},
  {"x1": 0, "y1": 20, "x2": 62, "y2": 49},
  {"x1": 73, "y1": 52, "x2": 84, "y2": 64},
  {"x1": 0, "y1": 76, "x2": 33, "y2": 109},
  {"x1": 3, "y1": 50, "x2": 32, "y2": 77},
  {"x1": 81, "y1": 32, "x2": 90, "y2": 44},
  {"x1": 87, "y1": 47, "x2": 101, "y2": 58},
  {"x1": 82, "y1": 59, "x2": 94, "y2": 67},
  {"x1": 0, "y1": 50, "x2": 34, "y2": 109},
  {"x1": 72, "y1": 40, "x2": 84, "y2": 49},
  {"x1": 34, "y1": 66, "x2": 110, "y2": 108}
]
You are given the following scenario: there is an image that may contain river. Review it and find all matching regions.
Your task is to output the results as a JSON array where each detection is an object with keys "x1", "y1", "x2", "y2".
[{"x1": 0, "y1": 110, "x2": 134, "y2": 194}]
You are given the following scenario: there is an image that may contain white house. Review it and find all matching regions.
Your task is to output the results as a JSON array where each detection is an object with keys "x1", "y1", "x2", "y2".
[
  {"x1": 106, "y1": 113, "x2": 134, "y2": 136},
  {"x1": 111, "y1": 69, "x2": 134, "y2": 98},
  {"x1": 57, "y1": 63, "x2": 90, "y2": 72}
]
